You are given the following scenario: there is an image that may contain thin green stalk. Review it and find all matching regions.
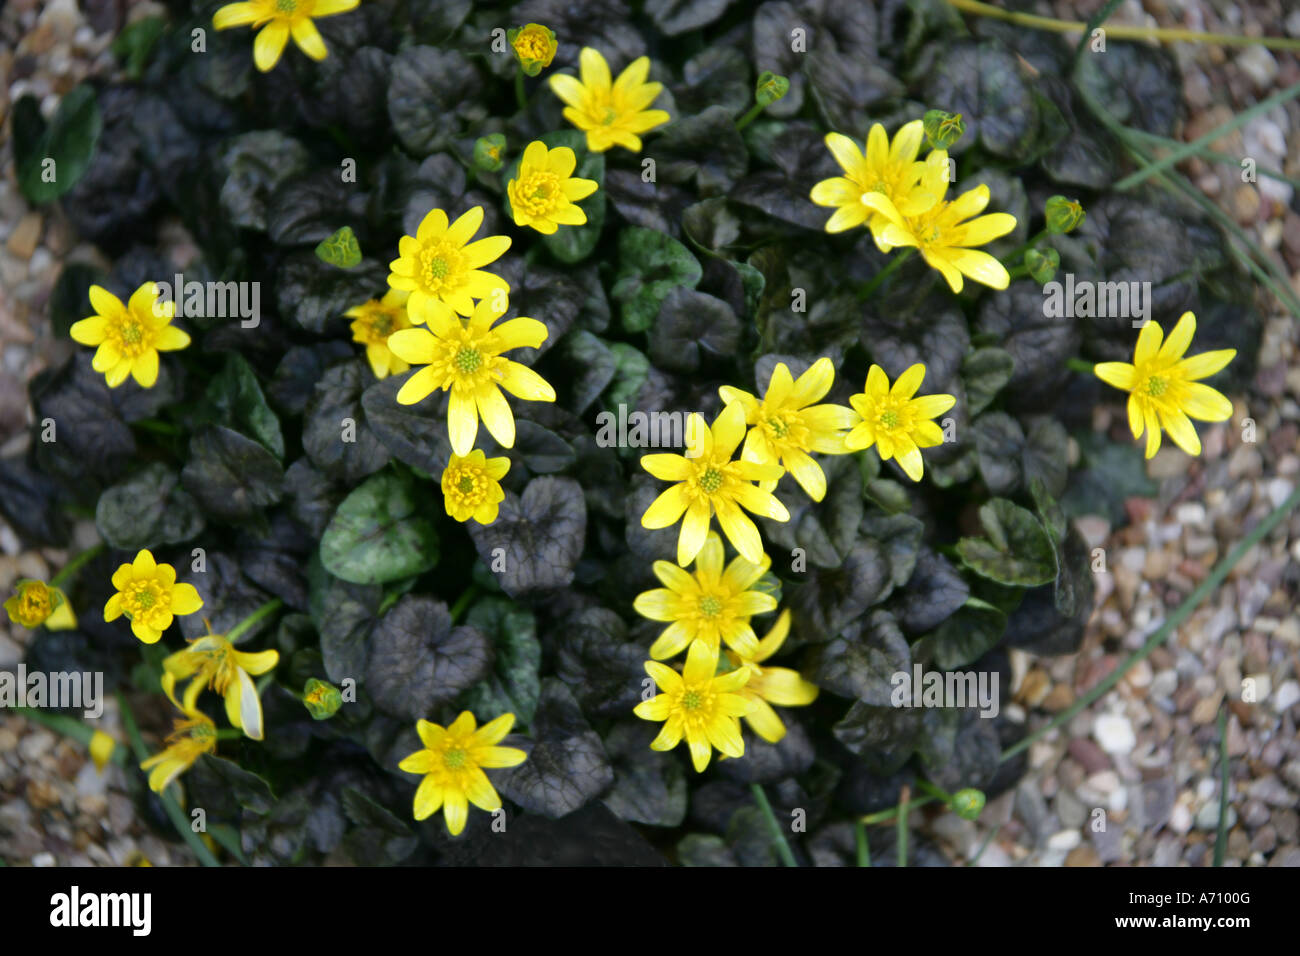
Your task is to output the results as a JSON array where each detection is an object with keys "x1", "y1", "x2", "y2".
[
  {"x1": 855, "y1": 820, "x2": 871, "y2": 866},
  {"x1": 449, "y1": 584, "x2": 480, "y2": 624},
  {"x1": 859, "y1": 795, "x2": 938, "y2": 824},
  {"x1": 514, "y1": 69, "x2": 528, "y2": 112},
  {"x1": 1073, "y1": 0, "x2": 1126, "y2": 63},
  {"x1": 735, "y1": 101, "x2": 765, "y2": 132},
  {"x1": 1003, "y1": 482, "x2": 1300, "y2": 762},
  {"x1": 897, "y1": 786, "x2": 910, "y2": 867},
  {"x1": 49, "y1": 542, "x2": 105, "y2": 589},
  {"x1": 1000, "y1": 228, "x2": 1049, "y2": 268},
  {"x1": 1066, "y1": 357, "x2": 1095, "y2": 374},
  {"x1": 750, "y1": 783, "x2": 798, "y2": 867},
  {"x1": 856, "y1": 249, "x2": 914, "y2": 301},
  {"x1": 226, "y1": 598, "x2": 282, "y2": 643},
  {"x1": 1213, "y1": 705, "x2": 1229, "y2": 867},
  {"x1": 117, "y1": 692, "x2": 221, "y2": 867},
  {"x1": 915, "y1": 778, "x2": 952, "y2": 803},
  {"x1": 1122, "y1": 128, "x2": 1300, "y2": 191},
  {"x1": 14, "y1": 707, "x2": 127, "y2": 765},
  {"x1": 967, "y1": 823, "x2": 1001, "y2": 866}
]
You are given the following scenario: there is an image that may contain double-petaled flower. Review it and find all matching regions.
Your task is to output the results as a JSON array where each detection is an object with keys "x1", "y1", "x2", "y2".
[{"x1": 104, "y1": 550, "x2": 203, "y2": 644}]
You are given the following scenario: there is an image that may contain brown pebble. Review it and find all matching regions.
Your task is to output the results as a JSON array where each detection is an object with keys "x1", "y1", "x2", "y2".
[
  {"x1": 1066, "y1": 845, "x2": 1101, "y2": 867},
  {"x1": 5, "y1": 212, "x2": 43, "y2": 259},
  {"x1": 1042, "y1": 683, "x2": 1075, "y2": 713}
]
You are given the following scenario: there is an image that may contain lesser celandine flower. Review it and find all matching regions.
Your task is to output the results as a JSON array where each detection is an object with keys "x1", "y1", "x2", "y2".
[
  {"x1": 634, "y1": 639, "x2": 753, "y2": 773},
  {"x1": 640, "y1": 402, "x2": 789, "y2": 568},
  {"x1": 104, "y1": 549, "x2": 204, "y2": 644},
  {"x1": 161, "y1": 629, "x2": 280, "y2": 741},
  {"x1": 70, "y1": 283, "x2": 190, "y2": 389},
  {"x1": 213, "y1": 0, "x2": 359, "y2": 72},
  {"x1": 347, "y1": 289, "x2": 412, "y2": 379},
  {"x1": 508, "y1": 23, "x2": 557, "y2": 75},
  {"x1": 89, "y1": 730, "x2": 117, "y2": 773},
  {"x1": 441, "y1": 450, "x2": 509, "y2": 525},
  {"x1": 718, "y1": 357, "x2": 855, "y2": 502},
  {"x1": 809, "y1": 121, "x2": 945, "y2": 240},
  {"x1": 845, "y1": 364, "x2": 955, "y2": 482},
  {"x1": 4, "y1": 579, "x2": 76, "y2": 630},
  {"x1": 387, "y1": 206, "x2": 511, "y2": 321},
  {"x1": 507, "y1": 141, "x2": 599, "y2": 235},
  {"x1": 398, "y1": 711, "x2": 527, "y2": 836},
  {"x1": 548, "y1": 47, "x2": 670, "y2": 153},
  {"x1": 1094, "y1": 311, "x2": 1235, "y2": 459},
  {"x1": 139, "y1": 710, "x2": 217, "y2": 794},
  {"x1": 633, "y1": 531, "x2": 775, "y2": 661},
  {"x1": 724, "y1": 610, "x2": 819, "y2": 744},
  {"x1": 386, "y1": 295, "x2": 556, "y2": 456}
]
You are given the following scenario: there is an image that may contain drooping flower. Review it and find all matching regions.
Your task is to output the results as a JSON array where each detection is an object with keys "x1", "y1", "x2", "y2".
[
  {"x1": 4, "y1": 579, "x2": 76, "y2": 630},
  {"x1": 810, "y1": 121, "x2": 946, "y2": 240},
  {"x1": 548, "y1": 47, "x2": 670, "y2": 153},
  {"x1": 398, "y1": 711, "x2": 527, "y2": 835},
  {"x1": 1094, "y1": 311, "x2": 1235, "y2": 459},
  {"x1": 640, "y1": 402, "x2": 789, "y2": 568},
  {"x1": 347, "y1": 289, "x2": 413, "y2": 379},
  {"x1": 103, "y1": 549, "x2": 204, "y2": 644},
  {"x1": 633, "y1": 531, "x2": 776, "y2": 661},
  {"x1": 877, "y1": 179, "x2": 1018, "y2": 293},
  {"x1": 508, "y1": 23, "x2": 557, "y2": 75},
  {"x1": 387, "y1": 206, "x2": 511, "y2": 322},
  {"x1": 386, "y1": 295, "x2": 555, "y2": 456},
  {"x1": 724, "y1": 610, "x2": 819, "y2": 744},
  {"x1": 844, "y1": 364, "x2": 954, "y2": 482},
  {"x1": 161, "y1": 630, "x2": 280, "y2": 741},
  {"x1": 89, "y1": 730, "x2": 117, "y2": 773},
  {"x1": 139, "y1": 711, "x2": 217, "y2": 794},
  {"x1": 212, "y1": 0, "x2": 359, "y2": 73},
  {"x1": 441, "y1": 450, "x2": 509, "y2": 525},
  {"x1": 633, "y1": 639, "x2": 752, "y2": 773},
  {"x1": 718, "y1": 357, "x2": 856, "y2": 502},
  {"x1": 69, "y1": 283, "x2": 190, "y2": 389},
  {"x1": 507, "y1": 141, "x2": 599, "y2": 235}
]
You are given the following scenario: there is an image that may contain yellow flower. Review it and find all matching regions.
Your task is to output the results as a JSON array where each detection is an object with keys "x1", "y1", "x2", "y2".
[
  {"x1": 103, "y1": 549, "x2": 204, "y2": 644},
  {"x1": 161, "y1": 630, "x2": 280, "y2": 741},
  {"x1": 633, "y1": 531, "x2": 776, "y2": 661},
  {"x1": 139, "y1": 711, "x2": 217, "y2": 794},
  {"x1": 640, "y1": 402, "x2": 789, "y2": 568},
  {"x1": 509, "y1": 23, "x2": 557, "y2": 75},
  {"x1": 89, "y1": 730, "x2": 117, "y2": 773},
  {"x1": 845, "y1": 364, "x2": 955, "y2": 482},
  {"x1": 398, "y1": 711, "x2": 527, "y2": 836},
  {"x1": 633, "y1": 639, "x2": 753, "y2": 773},
  {"x1": 718, "y1": 357, "x2": 856, "y2": 502},
  {"x1": 4, "y1": 579, "x2": 76, "y2": 630},
  {"x1": 810, "y1": 121, "x2": 947, "y2": 240},
  {"x1": 347, "y1": 289, "x2": 413, "y2": 379},
  {"x1": 548, "y1": 47, "x2": 670, "y2": 153},
  {"x1": 386, "y1": 294, "x2": 556, "y2": 456},
  {"x1": 1094, "y1": 311, "x2": 1235, "y2": 459},
  {"x1": 507, "y1": 141, "x2": 599, "y2": 235},
  {"x1": 441, "y1": 450, "x2": 509, "y2": 524},
  {"x1": 387, "y1": 205, "x2": 512, "y2": 322},
  {"x1": 724, "y1": 610, "x2": 819, "y2": 744},
  {"x1": 212, "y1": 0, "x2": 359, "y2": 73},
  {"x1": 69, "y1": 283, "x2": 190, "y2": 389},
  {"x1": 878, "y1": 177, "x2": 1018, "y2": 293}
]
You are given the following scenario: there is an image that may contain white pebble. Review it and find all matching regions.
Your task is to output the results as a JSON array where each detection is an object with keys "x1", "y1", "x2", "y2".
[
  {"x1": 1093, "y1": 713, "x2": 1136, "y2": 755},
  {"x1": 1047, "y1": 829, "x2": 1082, "y2": 851},
  {"x1": 1272, "y1": 680, "x2": 1300, "y2": 714}
]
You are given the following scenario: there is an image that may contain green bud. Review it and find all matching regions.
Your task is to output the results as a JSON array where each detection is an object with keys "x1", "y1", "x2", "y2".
[
  {"x1": 923, "y1": 109, "x2": 965, "y2": 150},
  {"x1": 1045, "y1": 195, "x2": 1085, "y2": 234},
  {"x1": 302, "y1": 678, "x2": 343, "y2": 720},
  {"x1": 1025, "y1": 246, "x2": 1060, "y2": 285},
  {"x1": 474, "y1": 134, "x2": 507, "y2": 173},
  {"x1": 951, "y1": 788, "x2": 986, "y2": 821},
  {"x1": 755, "y1": 71, "x2": 790, "y2": 107},
  {"x1": 314, "y1": 226, "x2": 361, "y2": 270}
]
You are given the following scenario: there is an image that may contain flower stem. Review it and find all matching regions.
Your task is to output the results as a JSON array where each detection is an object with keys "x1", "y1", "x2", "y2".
[
  {"x1": 855, "y1": 819, "x2": 871, "y2": 866},
  {"x1": 49, "y1": 542, "x2": 105, "y2": 588},
  {"x1": 1000, "y1": 228, "x2": 1048, "y2": 269},
  {"x1": 859, "y1": 794, "x2": 938, "y2": 824},
  {"x1": 915, "y1": 778, "x2": 952, "y2": 804},
  {"x1": 856, "y1": 249, "x2": 914, "y2": 301},
  {"x1": 226, "y1": 599, "x2": 283, "y2": 644},
  {"x1": 896, "y1": 784, "x2": 910, "y2": 867},
  {"x1": 750, "y1": 783, "x2": 798, "y2": 866},
  {"x1": 514, "y1": 68, "x2": 528, "y2": 112},
  {"x1": 1213, "y1": 704, "x2": 1229, "y2": 867},
  {"x1": 734, "y1": 101, "x2": 765, "y2": 132},
  {"x1": 967, "y1": 823, "x2": 1001, "y2": 866},
  {"x1": 449, "y1": 584, "x2": 480, "y2": 624},
  {"x1": 1065, "y1": 357, "x2": 1095, "y2": 374}
]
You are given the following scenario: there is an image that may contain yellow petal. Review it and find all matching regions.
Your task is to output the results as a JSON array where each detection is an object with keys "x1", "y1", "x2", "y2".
[
  {"x1": 1179, "y1": 382, "x2": 1233, "y2": 421},
  {"x1": 677, "y1": 499, "x2": 712, "y2": 567},
  {"x1": 1134, "y1": 319, "x2": 1164, "y2": 365},
  {"x1": 253, "y1": 21, "x2": 290, "y2": 72},
  {"x1": 213, "y1": 2, "x2": 258, "y2": 28},
  {"x1": 641, "y1": 482, "x2": 691, "y2": 528},
  {"x1": 1094, "y1": 361, "x2": 1136, "y2": 392},
  {"x1": 290, "y1": 17, "x2": 328, "y2": 60},
  {"x1": 1157, "y1": 311, "x2": 1196, "y2": 364}
]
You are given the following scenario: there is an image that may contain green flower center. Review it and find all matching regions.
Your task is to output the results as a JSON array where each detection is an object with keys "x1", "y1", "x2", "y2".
[
  {"x1": 700, "y1": 595, "x2": 723, "y2": 617},
  {"x1": 681, "y1": 690, "x2": 702, "y2": 711},
  {"x1": 698, "y1": 467, "x2": 723, "y2": 494},
  {"x1": 276, "y1": 0, "x2": 297, "y2": 13},
  {"x1": 457, "y1": 475, "x2": 476, "y2": 494},
  {"x1": 372, "y1": 315, "x2": 392, "y2": 336},
  {"x1": 602, "y1": 106, "x2": 620, "y2": 125},
  {"x1": 879, "y1": 409, "x2": 900, "y2": 429},
  {"x1": 443, "y1": 748, "x2": 468, "y2": 770},
  {"x1": 454, "y1": 347, "x2": 482, "y2": 374},
  {"x1": 1145, "y1": 376, "x2": 1168, "y2": 397},
  {"x1": 136, "y1": 588, "x2": 156, "y2": 609},
  {"x1": 766, "y1": 416, "x2": 789, "y2": 439},
  {"x1": 121, "y1": 321, "x2": 143, "y2": 345},
  {"x1": 425, "y1": 256, "x2": 449, "y2": 282}
]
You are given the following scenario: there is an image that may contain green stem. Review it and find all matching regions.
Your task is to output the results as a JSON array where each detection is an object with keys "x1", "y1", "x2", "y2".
[
  {"x1": 856, "y1": 249, "x2": 914, "y2": 301},
  {"x1": 14, "y1": 707, "x2": 128, "y2": 765},
  {"x1": 1073, "y1": 0, "x2": 1125, "y2": 63},
  {"x1": 1000, "y1": 228, "x2": 1049, "y2": 268},
  {"x1": 1002, "y1": 482, "x2": 1300, "y2": 762},
  {"x1": 859, "y1": 795, "x2": 938, "y2": 824},
  {"x1": 226, "y1": 599, "x2": 282, "y2": 643},
  {"x1": 1005, "y1": 264, "x2": 1031, "y2": 281},
  {"x1": 50, "y1": 542, "x2": 105, "y2": 588},
  {"x1": 750, "y1": 783, "x2": 798, "y2": 867},
  {"x1": 1213, "y1": 705, "x2": 1229, "y2": 867},
  {"x1": 897, "y1": 786, "x2": 910, "y2": 867},
  {"x1": 1066, "y1": 357, "x2": 1095, "y2": 374},
  {"x1": 514, "y1": 68, "x2": 528, "y2": 112},
  {"x1": 734, "y1": 101, "x2": 765, "y2": 132},
  {"x1": 1122, "y1": 128, "x2": 1300, "y2": 191},
  {"x1": 130, "y1": 419, "x2": 183, "y2": 436},
  {"x1": 967, "y1": 823, "x2": 1001, "y2": 866},
  {"x1": 117, "y1": 692, "x2": 221, "y2": 867},
  {"x1": 855, "y1": 819, "x2": 871, "y2": 867},
  {"x1": 915, "y1": 778, "x2": 952, "y2": 804},
  {"x1": 449, "y1": 585, "x2": 480, "y2": 624}
]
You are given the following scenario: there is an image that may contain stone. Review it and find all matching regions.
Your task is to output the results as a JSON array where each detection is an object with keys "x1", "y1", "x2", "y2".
[
  {"x1": 5, "y1": 212, "x2": 42, "y2": 259},
  {"x1": 1141, "y1": 777, "x2": 1175, "y2": 831},
  {"x1": 1272, "y1": 680, "x2": 1300, "y2": 714},
  {"x1": 1065, "y1": 845, "x2": 1100, "y2": 866},
  {"x1": 1047, "y1": 828, "x2": 1082, "y2": 851},
  {"x1": 1093, "y1": 713, "x2": 1136, "y2": 755}
]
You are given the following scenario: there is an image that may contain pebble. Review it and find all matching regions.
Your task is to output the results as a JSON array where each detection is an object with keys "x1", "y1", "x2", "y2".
[
  {"x1": 1272, "y1": 680, "x2": 1300, "y2": 713},
  {"x1": 1047, "y1": 829, "x2": 1082, "y2": 851},
  {"x1": 1093, "y1": 713, "x2": 1136, "y2": 755}
]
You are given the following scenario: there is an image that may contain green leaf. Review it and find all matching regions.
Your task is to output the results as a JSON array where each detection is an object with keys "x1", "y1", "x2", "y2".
[
  {"x1": 460, "y1": 597, "x2": 542, "y2": 724},
  {"x1": 913, "y1": 597, "x2": 1008, "y2": 670},
  {"x1": 192, "y1": 755, "x2": 274, "y2": 815},
  {"x1": 961, "y1": 347, "x2": 1015, "y2": 417},
  {"x1": 611, "y1": 227, "x2": 702, "y2": 332},
  {"x1": 95, "y1": 462, "x2": 205, "y2": 550},
  {"x1": 15, "y1": 86, "x2": 102, "y2": 203},
  {"x1": 956, "y1": 498, "x2": 1057, "y2": 587},
  {"x1": 340, "y1": 787, "x2": 417, "y2": 865},
  {"x1": 111, "y1": 16, "x2": 165, "y2": 80},
  {"x1": 314, "y1": 226, "x2": 363, "y2": 269},
  {"x1": 320, "y1": 470, "x2": 439, "y2": 585},
  {"x1": 49, "y1": 262, "x2": 107, "y2": 339},
  {"x1": 204, "y1": 354, "x2": 285, "y2": 460}
]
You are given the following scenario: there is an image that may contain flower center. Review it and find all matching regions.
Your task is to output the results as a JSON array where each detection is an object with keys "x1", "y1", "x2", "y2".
[
  {"x1": 766, "y1": 416, "x2": 790, "y2": 439},
  {"x1": 601, "y1": 106, "x2": 619, "y2": 126},
  {"x1": 515, "y1": 171, "x2": 563, "y2": 217},
  {"x1": 1145, "y1": 375, "x2": 1168, "y2": 397},
  {"x1": 458, "y1": 475, "x2": 476, "y2": 494},
  {"x1": 123, "y1": 581, "x2": 168, "y2": 619},
  {"x1": 515, "y1": 33, "x2": 549, "y2": 59},
  {"x1": 879, "y1": 409, "x2": 900, "y2": 429},
  {"x1": 454, "y1": 346, "x2": 482, "y2": 374},
  {"x1": 698, "y1": 467, "x2": 723, "y2": 494},
  {"x1": 699, "y1": 595, "x2": 723, "y2": 617},
  {"x1": 275, "y1": 0, "x2": 297, "y2": 13},
  {"x1": 681, "y1": 690, "x2": 702, "y2": 711},
  {"x1": 443, "y1": 748, "x2": 468, "y2": 770}
]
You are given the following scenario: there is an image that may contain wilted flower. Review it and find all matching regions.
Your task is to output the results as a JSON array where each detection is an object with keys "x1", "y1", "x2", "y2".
[
  {"x1": 844, "y1": 364, "x2": 955, "y2": 482},
  {"x1": 548, "y1": 47, "x2": 670, "y2": 153},
  {"x1": 507, "y1": 141, "x2": 598, "y2": 235},
  {"x1": 387, "y1": 205, "x2": 511, "y2": 321},
  {"x1": 139, "y1": 711, "x2": 217, "y2": 794},
  {"x1": 161, "y1": 630, "x2": 280, "y2": 740},
  {"x1": 70, "y1": 282, "x2": 191, "y2": 389},
  {"x1": 213, "y1": 0, "x2": 360, "y2": 72},
  {"x1": 104, "y1": 550, "x2": 203, "y2": 644},
  {"x1": 441, "y1": 450, "x2": 509, "y2": 525},
  {"x1": 347, "y1": 289, "x2": 413, "y2": 380}
]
